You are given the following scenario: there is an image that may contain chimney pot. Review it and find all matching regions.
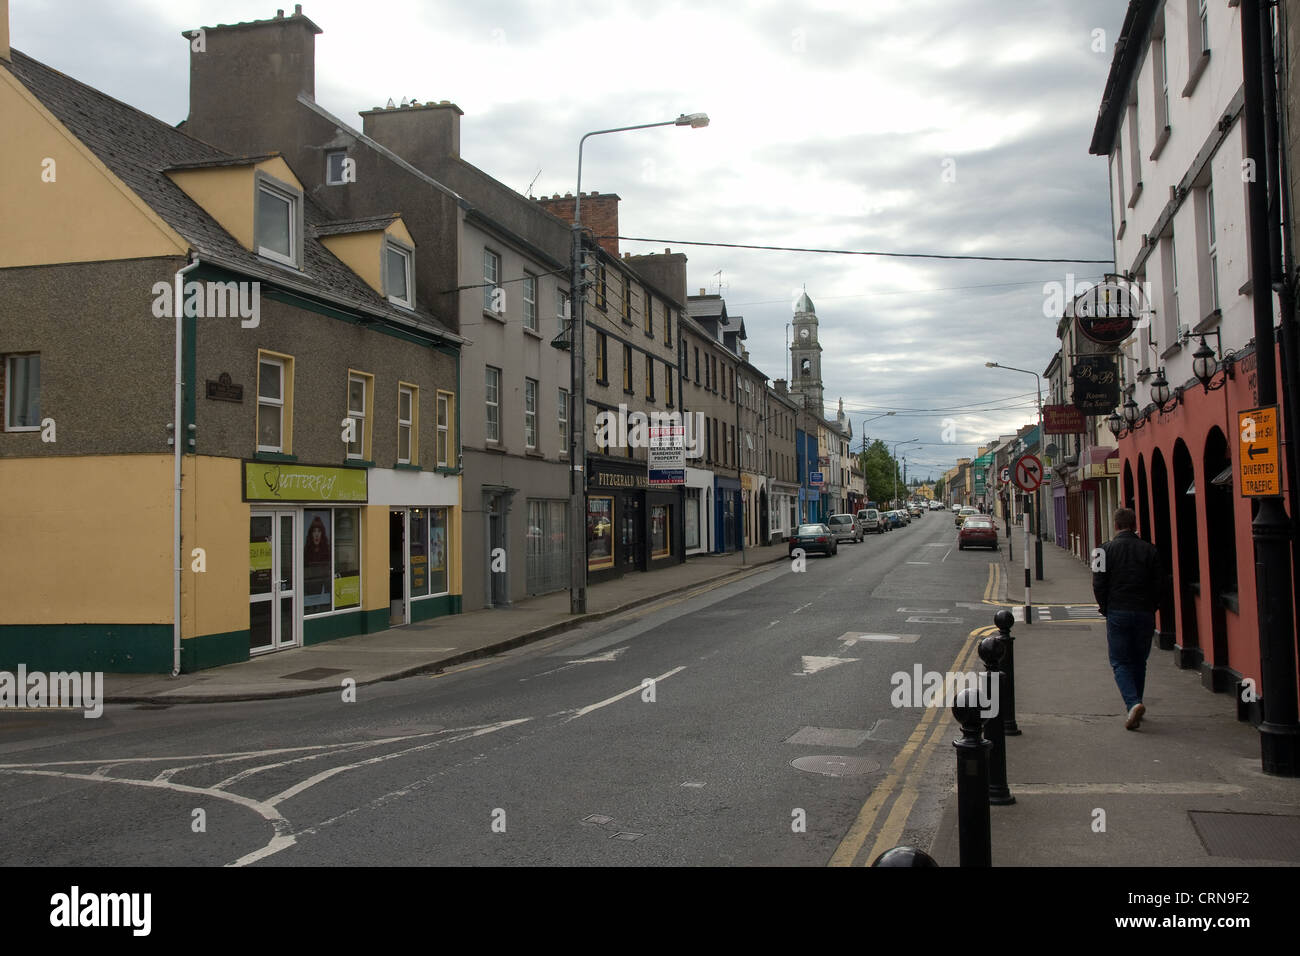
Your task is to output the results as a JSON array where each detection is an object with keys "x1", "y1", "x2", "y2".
[
  {"x1": 276, "y1": 8, "x2": 285, "y2": 17},
  {"x1": 294, "y1": 4, "x2": 302, "y2": 15}
]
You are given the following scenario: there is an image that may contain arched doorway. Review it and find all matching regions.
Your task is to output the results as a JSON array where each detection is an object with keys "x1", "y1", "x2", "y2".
[
  {"x1": 1150, "y1": 449, "x2": 1176, "y2": 651},
  {"x1": 1201, "y1": 428, "x2": 1235, "y2": 692},
  {"x1": 1123, "y1": 460, "x2": 1135, "y2": 510},
  {"x1": 1172, "y1": 439, "x2": 1201, "y2": 668}
]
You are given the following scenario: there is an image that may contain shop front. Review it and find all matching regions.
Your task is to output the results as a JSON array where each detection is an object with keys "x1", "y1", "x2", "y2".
[
  {"x1": 684, "y1": 466, "x2": 713, "y2": 555},
  {"x1": 586, "y1": 457, "x2": 685, "y2": 583},
  {"x1": 243, "y1": 461, "x2": 459, "y2": 654}
]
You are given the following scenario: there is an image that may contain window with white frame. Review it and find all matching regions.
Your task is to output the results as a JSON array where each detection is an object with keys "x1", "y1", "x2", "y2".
[
  {"x1": 558, "y1": 387, "x2": 568, "y2": 439},
  {"x1": 1158, "y1": 33, "x2": 1170, "y2": 130},
  {"x1": 525, "y1": 378, "x2": 538, "y2": 448},
  {"x1": 398, "y1": 384, "x2": 416, "y2": 464},
  {"x1": 523, "y1": 273, "x2": 537, "y2": 331},
  {"x1": 1162, "y1": 234, "x2": 1180, "y2": 348},
  {"x1": 483, "y1": 249, "x2": 501, "y2": 313},
  {"x1": 347, "y1": 371, "x2": 370, "y2": 460},
  {"x1": 436, "y1": 391, "x2": 452, "y2": 467},
  {"x1": 325, "y1": 150, "x2": 350, "y2": 186},
  {"x1": 557, "y1": 289, "x2": 570, "y2": 333},
  {"x1": 485, "y1": 366, "x2": 501, "y2": 443},
  {"x1": 4, "y1": 353, "x2": 40, "y2": 431},
  {"x1": 1207, "y1": 184, "x2": 1220, "y2": 312},
  {"x1": 1199, "y1": 0, "x2": 1209, "y2": 54},
  {"x1": 256, "y1": 179, "x2": 299, "y2": 267},
  {"x1": 257, "y1": 355, "x2": 286, "y2": 452},
  {"x1": 385, "y1": 241, "x2": 413, "y2": 308}
]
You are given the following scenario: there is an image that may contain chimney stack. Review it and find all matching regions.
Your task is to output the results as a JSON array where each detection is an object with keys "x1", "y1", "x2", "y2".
[
  {"x1": 1, "y1": 0, "x2": 11, "y2": 62},
  {"x1": 361, "y1": 99, "x2": 463, "y2": 169},
  {"x1": 535, "y1": 191, "x2": 621, "y2": 257},
  {"x1": 184, "y1": 6, "x2": 322, "y2": 153}
]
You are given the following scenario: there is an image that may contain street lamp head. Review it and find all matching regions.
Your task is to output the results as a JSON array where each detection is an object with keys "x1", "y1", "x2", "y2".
[
  {"x1": 984, "y1": 362, "x2": 998, "y2": 368},
  {"x1": 676, "y1": 112, "x2": 710, "y2": 128}
]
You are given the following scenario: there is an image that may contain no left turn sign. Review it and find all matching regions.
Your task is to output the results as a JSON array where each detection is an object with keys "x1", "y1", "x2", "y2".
[{"x1": 1013, "y1": 454, "x2": 1043, "y2": 492}]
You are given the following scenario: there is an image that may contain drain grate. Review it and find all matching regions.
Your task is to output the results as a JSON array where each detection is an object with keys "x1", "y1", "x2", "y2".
[
  {"x1": 1189, "y1": 811, "x2": 1300, "y2": 863},
  {"x1": 791, "y1": 755, "x2": 881, "y2": 777},
  {"x1": 279, "y1": 667, "x2": 348, "y2": 681}
]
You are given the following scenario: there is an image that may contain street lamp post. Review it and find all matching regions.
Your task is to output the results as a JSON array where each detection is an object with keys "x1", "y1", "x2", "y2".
[
  {"x1": 568, "y1": 114, "x2": 708, "y2": 614},
  {"x1": 986, "y1": 362, "x2": 1044, "y2": 581},
  {"x1": 891, "y1": 438, "x2": 919, "y2": 508}
]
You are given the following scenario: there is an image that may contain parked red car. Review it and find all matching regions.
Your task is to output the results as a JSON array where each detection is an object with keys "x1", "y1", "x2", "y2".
[{"x1": 957, "y1": 515, "x2": 998, "y2": 550}]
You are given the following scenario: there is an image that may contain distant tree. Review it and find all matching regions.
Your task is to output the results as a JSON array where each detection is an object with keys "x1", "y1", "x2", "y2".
[{"x1": 934, "y1": 476, "x2": 946, "y2": 500}]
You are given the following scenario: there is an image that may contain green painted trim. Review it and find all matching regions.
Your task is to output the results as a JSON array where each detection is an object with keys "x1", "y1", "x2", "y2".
[
  {"x1": 0, "y1": 624, "x2": 172, "y2": 673},
  {"x1": 435, "y1": 466, "x2": 461, "y2": 476},
  {"x1": 302, "y1": 607, "x2": 390, "y2": 645},
  {"x1": 180, "y1": 629, "x2": 248, "y2": 672},
  {"x1": 343, "y1": 459, "x2": 375, "y2": 469},
  {"x1": 255, "y1": 452, "x2": 299, "y2": 463},
  {"x1": 394, "y1": 463, "x2": 422, "y2": 472},
  {"x1": 410, "y1": 594, "x2": 458, "y2": 623},
  {"x1": 263, "y1": 288, "x2": 453, "y2": 349}
]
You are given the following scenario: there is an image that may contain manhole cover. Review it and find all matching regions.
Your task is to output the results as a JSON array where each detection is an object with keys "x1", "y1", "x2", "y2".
[
  {"x1": 791, "y1": 755, "x2": 881, "y2": 777},
  {"x1": 280, "y1": 667, "x2": 348, "y2": 681},
  {"x1": 1189, "y1": 811, "x2": 1300, "y2": 862}
]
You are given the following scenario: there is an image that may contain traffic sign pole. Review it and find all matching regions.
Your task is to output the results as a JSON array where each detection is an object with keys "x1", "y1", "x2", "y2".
[{"x1": 1012, "y1": 455, "x2": 1043, "y2": 623}]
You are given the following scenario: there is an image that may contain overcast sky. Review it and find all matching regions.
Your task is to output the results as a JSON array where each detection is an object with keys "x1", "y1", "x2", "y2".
[{"x1": 12, "y1": 0, "x2": 1131, "y2": 480}]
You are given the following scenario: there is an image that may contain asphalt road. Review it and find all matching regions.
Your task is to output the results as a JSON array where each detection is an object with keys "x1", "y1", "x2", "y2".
[{"x1": 0, "y1": 512, "x2": 1008, "y2": 866}]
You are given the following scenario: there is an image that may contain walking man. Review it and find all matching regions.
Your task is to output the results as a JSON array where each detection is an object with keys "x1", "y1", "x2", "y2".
[{"x1": 1092, "y1": 508, "x2": 1160, "y2": 730}]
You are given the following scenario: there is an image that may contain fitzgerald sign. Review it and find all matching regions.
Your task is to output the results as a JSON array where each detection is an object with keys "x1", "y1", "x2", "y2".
[{"x1": 243, "y1": 462, "x2": 369, "y2": 502}]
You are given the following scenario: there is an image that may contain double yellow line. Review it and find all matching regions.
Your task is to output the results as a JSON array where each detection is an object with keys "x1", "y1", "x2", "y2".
[{"x1": 828, "y1": 623, "x2": 1000, "y2": 867}]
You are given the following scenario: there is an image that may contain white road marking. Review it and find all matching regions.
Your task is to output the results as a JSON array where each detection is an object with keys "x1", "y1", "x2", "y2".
[
  {"x1": 796, "y1": 656, "x2": 860, "y2": 676},
  {"x1": 563, "y1": 667, "x2": 688, "y2": 721},
  {"x1": 941, "y1": 549, "x2": 952, "y2": 562},
  {"x1": 765, "y1": 619, "x2": 782, "y2": 630},
  {"x1": 524, "y1": 646, "x2": 631, "y2": 681},
  {"x1": 792, "y1": 603, "x2": 813, "y2": 614},
  {"x1": 906, "y1": 561, "x2": 930, "y2": 565}
]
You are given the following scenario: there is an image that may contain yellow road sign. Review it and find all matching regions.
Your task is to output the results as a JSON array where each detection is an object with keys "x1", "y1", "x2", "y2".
[{"x1": 1238, "y1": 405, "x2": 1281, "y2": 497}]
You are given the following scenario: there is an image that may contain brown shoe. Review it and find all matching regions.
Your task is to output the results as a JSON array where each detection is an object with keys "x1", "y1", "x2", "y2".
[{"x1": 1125, "y1": 702, "x2": 1146, "y2": 730}]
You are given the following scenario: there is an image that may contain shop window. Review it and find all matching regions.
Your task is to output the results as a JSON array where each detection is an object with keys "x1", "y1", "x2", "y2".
[
  {"x1": 3, "y1": 353, "x2": 40, "y2": 431},
  {"x1": 651, "y1": 504, "x2": 670, "y2": 559},
  {"x1": 410, "y1": 508, "x2": 430, "y2": 597},
  {"x1": 303, "y1": 507, "x2": 361, "y2": 615},
  {"x1": 587, "y1": 496, "x2": 614, "y2": 571}
]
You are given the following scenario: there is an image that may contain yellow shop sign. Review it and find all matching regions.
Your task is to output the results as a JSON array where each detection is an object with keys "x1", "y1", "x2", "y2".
[{"x1": 244, "y1": 462, "x2": 369, "y2": 503}]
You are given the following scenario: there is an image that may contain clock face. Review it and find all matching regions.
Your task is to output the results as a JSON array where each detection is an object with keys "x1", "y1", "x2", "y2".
[{"x1": 799, "y1": 328, "x2": 809, "y2": 340}]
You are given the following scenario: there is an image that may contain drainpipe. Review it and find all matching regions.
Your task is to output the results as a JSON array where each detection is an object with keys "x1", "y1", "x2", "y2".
[{"x1": 173, "y1": 253, "x2": 200, "y2": 678}]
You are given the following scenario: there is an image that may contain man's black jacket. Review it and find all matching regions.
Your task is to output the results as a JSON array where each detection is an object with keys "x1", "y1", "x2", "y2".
[{"x1": 1092, "y1": 530, "x2": 1160, "y2": 614}]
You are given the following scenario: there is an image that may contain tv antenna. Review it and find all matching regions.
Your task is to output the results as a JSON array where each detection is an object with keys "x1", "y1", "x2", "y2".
[{"x1": 525, "y1": 169, "x2": 542, "y2": 199}]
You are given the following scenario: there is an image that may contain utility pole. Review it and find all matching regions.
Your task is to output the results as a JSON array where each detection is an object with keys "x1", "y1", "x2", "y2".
[{"x1": 1242, "y1": 0, "x2": 1299, "y2": 775}]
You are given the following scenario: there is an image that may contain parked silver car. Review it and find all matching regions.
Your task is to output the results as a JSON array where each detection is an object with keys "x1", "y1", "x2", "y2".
[
  {"x1": 827, "y1": 514, "x2": 863, "y2": 543},
  {"x1": 856, "y1": 508, "x2": 884, "y2": 534}
]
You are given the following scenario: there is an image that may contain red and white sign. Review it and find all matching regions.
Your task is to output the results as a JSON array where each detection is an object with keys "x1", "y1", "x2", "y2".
[{"x1": 1013, "y1": 454, "x2": 1043, "y2": 492}]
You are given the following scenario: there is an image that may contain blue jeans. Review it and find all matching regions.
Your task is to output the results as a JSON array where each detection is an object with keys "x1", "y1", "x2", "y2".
[{"x1": 1106, "y1": 609, "x2": 1155, "y2": 710}]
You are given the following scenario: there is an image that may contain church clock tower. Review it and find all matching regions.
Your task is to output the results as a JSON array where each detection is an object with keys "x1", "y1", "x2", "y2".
[{"x1": 790, "y1": 289, "x2": 824, "y2": 419}]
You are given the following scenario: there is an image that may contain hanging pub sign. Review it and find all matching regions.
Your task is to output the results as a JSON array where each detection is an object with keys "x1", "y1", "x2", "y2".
[
  {"x1": 1071, "y1": 355, "x2": 1120, "y2": 414},
  {"x1": 1073, "y1": 280, "x2": 1141, "y2": 346}
]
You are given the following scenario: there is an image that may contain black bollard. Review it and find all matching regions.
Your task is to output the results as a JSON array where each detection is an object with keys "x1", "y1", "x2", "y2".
[
  {"x1": 952, "y1": 688, "x2": 993, "y2": 867},
  {"x1": 994, "y1": 608, "x2": 1021, "y2": 736},
  {"x1": 978, "y1": 635, "x2": 1016, "y2": 806},
  {"x1": 872, "y1": 846, "x2": 940, "y2": 867}
]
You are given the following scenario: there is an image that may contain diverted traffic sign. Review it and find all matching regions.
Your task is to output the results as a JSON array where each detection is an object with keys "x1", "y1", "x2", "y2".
[
  {"x1": 1238, "y1": 405, "x2": 1281, "y2": 497},
  {"x1": 1013, "y1": 454, "x2": 1043, "y2": 492}
]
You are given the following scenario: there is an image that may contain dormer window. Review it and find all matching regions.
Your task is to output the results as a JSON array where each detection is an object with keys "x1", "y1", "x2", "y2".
[
  {"x1": 385, "y1": 240, "x2": 414, "y2": 309},
  {"x1": 326, "y1": 150, "x2": 350, "y2": 185},
  {"x1": 255, "y1": 176, "x2": 302, "y2": 268}
]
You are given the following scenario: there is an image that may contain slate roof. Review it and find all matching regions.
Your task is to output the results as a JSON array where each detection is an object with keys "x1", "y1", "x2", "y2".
[
  {"x1": 5, "y1": 49, "x2": 457, "y2": 341},
  {"x1": 314, "y1": 215, "x2": 402, "y2": 237}
]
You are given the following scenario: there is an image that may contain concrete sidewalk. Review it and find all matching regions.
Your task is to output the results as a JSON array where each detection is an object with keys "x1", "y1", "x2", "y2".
[
  {"x1": 931, "y1": 539, "x2": 1300, "y2": 866},
  {"x1": 106, "y1": 545, "x2": 787, "y2": 704}
]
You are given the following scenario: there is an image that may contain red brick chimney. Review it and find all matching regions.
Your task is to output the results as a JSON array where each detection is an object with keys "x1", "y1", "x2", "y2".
[{"x1": 535, "y1": 191, "x2": 620, "y2": 257}]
